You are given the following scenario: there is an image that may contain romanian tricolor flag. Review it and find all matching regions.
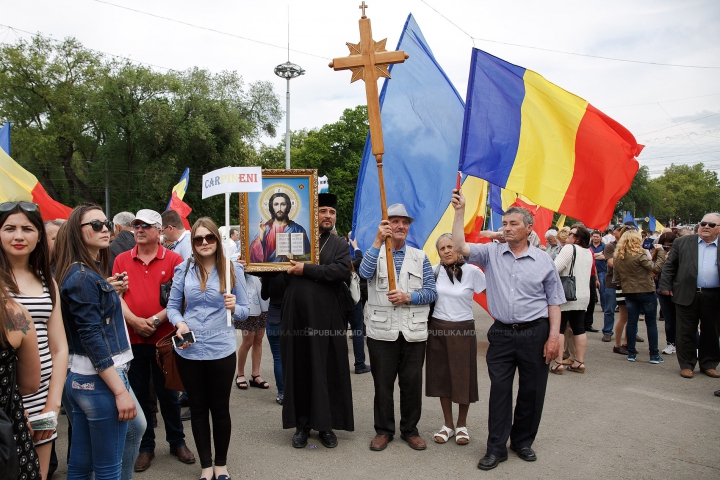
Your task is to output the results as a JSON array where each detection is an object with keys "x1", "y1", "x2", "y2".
[
  {"x1": 0, "y1": 147, "x2": 72, "y2": 221},
  {"x1": 459, "y1": 49, "x2": 642, "y2": 230}
]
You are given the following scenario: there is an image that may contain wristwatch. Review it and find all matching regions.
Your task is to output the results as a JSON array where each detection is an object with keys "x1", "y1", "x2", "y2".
[{"x1": 152, "y1": 315, "x2": 160, "y2": 327}]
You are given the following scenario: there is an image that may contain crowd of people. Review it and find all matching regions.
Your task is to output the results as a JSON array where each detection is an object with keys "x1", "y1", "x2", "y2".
[{"x1": 1, "y1": 193, "x2": 718, "y2": 478}]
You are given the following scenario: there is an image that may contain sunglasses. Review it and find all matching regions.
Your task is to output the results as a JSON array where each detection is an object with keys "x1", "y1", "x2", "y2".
[
  {"x1": 568, "y1": 232, "x2": 577, "y2": 237},
  {"x1": 0, "y1": 201, "x2": 39, "y2": 213},
  {"x1": 80, "y1": 220, "x2": 113, "y2": 232},
  {"x1": 192, "y1": 234, "x2": 217, "y2": 247},
  {"x1": 132, "y1": 223, "x2": 156, "y2": 230},
  {"x1": 662, "y1": 245, "x2": 672, "y2": 250},
  {"x1": 700, "y1": 221, "x2": 718, "y2": 228}
]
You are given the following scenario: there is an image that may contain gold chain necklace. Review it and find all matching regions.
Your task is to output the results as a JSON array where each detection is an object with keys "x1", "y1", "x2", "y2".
[{"x1": 319, "y1": 234, "x2": 331, "y2": 256}]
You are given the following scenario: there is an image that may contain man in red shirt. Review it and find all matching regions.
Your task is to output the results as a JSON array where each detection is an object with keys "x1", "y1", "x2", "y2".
[{"x1": 113, "y1": 209, "x2": 195, "y2": 471}]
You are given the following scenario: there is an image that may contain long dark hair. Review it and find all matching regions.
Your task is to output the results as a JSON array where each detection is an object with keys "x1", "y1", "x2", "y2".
[
  {"x1": 0, "y1": 203, "x2": 56, "y2": 306},
  {"x1": 55, "y1": 204, "x2": 110, "y2": 286},
  {"x1": 0, "y1": 275, "x2": 13, "y2": 347},
  {"x1": 190, "y1": 217, "x2": 235, "y2": 293}
]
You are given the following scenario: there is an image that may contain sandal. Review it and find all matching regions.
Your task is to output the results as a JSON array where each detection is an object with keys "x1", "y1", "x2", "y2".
[
  {"x1": 550, "y1": 362, "x2": 564, "y2": 375},
  {"x1": 455, "y1": 426, "x2": 469, "y2": 445},
  {"x1": 567, "y1": 361, "x2": 586, "y2": 373},
  {"x1": 561, "y1": 358, "x2": 573, "y2": 365},
  {"x1": 250, "y1": 374, "x2": 270, "y2": 389},
  {"x1": 433, "y1": 425, "x2": 455, "y2": 444},
  {"x1": 235, "y1": 375, "x2": 248, "y2": 389}
]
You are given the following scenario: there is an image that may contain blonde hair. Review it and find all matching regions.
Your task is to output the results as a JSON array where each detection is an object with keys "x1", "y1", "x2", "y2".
[
  {"x1": 556, "y1": 226, "x2": 571, "y2": 244},
  {"x1": 615, "y1": 230, "x2": 644, "y2": 259}
]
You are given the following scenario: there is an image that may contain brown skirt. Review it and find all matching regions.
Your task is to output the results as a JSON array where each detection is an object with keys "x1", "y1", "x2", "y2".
[
  {"x1": 234, "y1": 312, "x2": 267, "y2": 332},
  {"x1": 425, "y1": 317, "x2": 478, "y2": 404}
]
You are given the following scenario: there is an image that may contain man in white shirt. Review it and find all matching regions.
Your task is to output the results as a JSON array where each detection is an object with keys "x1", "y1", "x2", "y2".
[{"x1": 161, "y1": 210, "x2": 192, "y2": 261}]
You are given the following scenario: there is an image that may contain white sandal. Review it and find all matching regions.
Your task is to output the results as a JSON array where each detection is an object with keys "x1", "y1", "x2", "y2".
[
  {"x1": 433, "y1": 425, "x2": 455, "y2": 444},
  {"x1": 455, "y1": 426, "x2": 469, "y2": 445}
]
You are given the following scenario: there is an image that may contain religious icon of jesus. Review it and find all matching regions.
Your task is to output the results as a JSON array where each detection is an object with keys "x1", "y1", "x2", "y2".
[{"x1": 249, "y1": 185, "x2": 311, "y2": 263}]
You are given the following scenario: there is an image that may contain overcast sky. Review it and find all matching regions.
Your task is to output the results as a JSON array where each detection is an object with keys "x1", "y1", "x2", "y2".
[{"x1": 3, "y1": 0, "x2": 719, "y2": 177}]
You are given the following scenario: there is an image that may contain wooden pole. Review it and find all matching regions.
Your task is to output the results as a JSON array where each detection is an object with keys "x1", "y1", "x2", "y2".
[{"x1": 375, "y1": 154, "x2": 396, "y2": 290}]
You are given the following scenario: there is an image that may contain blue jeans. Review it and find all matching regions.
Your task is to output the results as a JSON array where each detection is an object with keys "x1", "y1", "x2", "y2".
[
  {"x1": 348, "y1": 301, "x2": 367, "y2": 369},
  {"x1": 602, "y1": 287, "x2": 617, "y2": 335},
  {"x1": 597, "y1": 272, "x2": 607, "y2": 310},
  {"x1": 625, "y1": 292, "x2": 659, "y2": 356},
  {"x1": 127, "y1": 344, "x2": 184, "y2": 453},
  {"x1": 63, "y1": 374, "x2": 146, "y2": 480},
  {"x1": 66, "y1": 368, "x2": 132, "y2": 480},
  {"x1": 265, "y1": 317, "x2": 283, "y2": 398}
]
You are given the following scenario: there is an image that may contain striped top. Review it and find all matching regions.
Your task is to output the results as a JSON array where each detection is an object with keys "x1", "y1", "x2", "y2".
[{"x1": 13, "y1": 280, "x2": 57, "y2": 445}]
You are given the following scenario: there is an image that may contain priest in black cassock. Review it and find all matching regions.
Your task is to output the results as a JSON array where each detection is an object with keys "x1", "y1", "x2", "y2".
[{"x1": 281, "y1": 193, "x2": 354, "y2": 449}]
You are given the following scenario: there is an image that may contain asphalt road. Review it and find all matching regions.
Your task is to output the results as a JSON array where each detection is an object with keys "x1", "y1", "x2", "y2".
[{"x1": 53, "y1": 305, "x2": 720, "y2": 479}]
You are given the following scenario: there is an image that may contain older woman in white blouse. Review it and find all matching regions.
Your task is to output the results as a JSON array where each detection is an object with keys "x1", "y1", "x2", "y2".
[{"x1": 426, "y1": 233, "x2": 486, "y2": 446}]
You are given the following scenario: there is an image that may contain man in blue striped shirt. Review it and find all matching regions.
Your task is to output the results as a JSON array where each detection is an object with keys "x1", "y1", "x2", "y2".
[{"x1": 359, "y1": 203, "x2": 437, "y2": 453}]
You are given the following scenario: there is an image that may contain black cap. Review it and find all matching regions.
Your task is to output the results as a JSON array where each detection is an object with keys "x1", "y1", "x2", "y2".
[{"x1": 318, "y1": 193, "x2": 337, "y2": 209}]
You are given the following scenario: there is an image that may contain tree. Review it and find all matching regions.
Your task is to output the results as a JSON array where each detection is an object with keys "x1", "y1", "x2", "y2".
[
  {"x1": 291, "y1": 105, "x2": 369, "y2": 233},
  {"x1": 0, "y1": 36, "x2": 281, "y2": 223},
  {"x1": 652, "y1": 163, "x2": 720, "y2": 224}
]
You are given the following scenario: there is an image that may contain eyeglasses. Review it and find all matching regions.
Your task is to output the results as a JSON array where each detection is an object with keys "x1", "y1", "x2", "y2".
[
  {"x1": 192, "y1": 234, "x2": 217, "y2": 247},
  {"x1": 80, "y1": 220, "x2": 113, "y2": 232},
  {"x1": 700, "y1": 221, "x2": 718, "y2": 228},
  {"x1": 132, "y1": 223, "x2": 156, "y2": 230},
  {"x1": 0, "y1": 201, "x2": 39, "y2": 213}
]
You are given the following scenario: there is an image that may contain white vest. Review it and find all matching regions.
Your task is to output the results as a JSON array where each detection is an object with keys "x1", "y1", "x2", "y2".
[{"x1": 364, "y1": 246, "x2": 430, "y2": 342}]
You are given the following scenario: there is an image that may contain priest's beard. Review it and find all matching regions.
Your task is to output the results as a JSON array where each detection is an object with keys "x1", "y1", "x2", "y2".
[{"x1": 319, "y1": 224, "x2": 334, "y2": 234}]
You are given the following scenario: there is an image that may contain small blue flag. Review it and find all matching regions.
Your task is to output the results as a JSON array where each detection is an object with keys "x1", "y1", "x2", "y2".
[{"x1": 0, "y1": 123, "x2": 10, "y2": 156}]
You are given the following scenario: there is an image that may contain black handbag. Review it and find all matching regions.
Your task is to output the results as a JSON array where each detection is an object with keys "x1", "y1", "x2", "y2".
[
  {"x1": 0, "y1": 361, "x2": 19, "y2": 480},
  {"x1": 559, "y1": 245, "x2": 577, "y2": 302},
  {"x1": 160, "y1": 258, "x2": 192, "y2": 308}
]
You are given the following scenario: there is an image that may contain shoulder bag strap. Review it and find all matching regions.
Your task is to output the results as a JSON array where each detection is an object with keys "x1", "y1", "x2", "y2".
[{"x1": 568, "y1": 245, "x2": 577, "y2": 277}]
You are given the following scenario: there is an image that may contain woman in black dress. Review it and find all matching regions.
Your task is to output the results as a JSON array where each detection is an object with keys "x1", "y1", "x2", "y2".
[{"x1": 1, "y1": 276, "x2": 41, "y2": 480}]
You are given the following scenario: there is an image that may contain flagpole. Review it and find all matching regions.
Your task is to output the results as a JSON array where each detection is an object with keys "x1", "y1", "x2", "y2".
[{"x1": 225, "y1": 192, "x2": 232, "y2": 327}]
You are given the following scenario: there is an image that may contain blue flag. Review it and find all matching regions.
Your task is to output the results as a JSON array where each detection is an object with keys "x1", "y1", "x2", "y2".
[
  {"x1": 0, "y1": 123, "x2": 10, "y2": 156},
  {"x1": 648, "y1": 214, "x2": 656, "y2": 232},
  {"x1": 352, "y1": 14, "x2": 465, "y2": 252},
  {"x1": 623, "y1": 211, "x2": 637, "y2": 227}
]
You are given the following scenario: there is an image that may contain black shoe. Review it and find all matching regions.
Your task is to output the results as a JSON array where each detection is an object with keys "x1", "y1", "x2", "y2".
[
  {"x1": 292, "y1": 428, "x2": 309, "y2": 448},
  {"x1": 180, "y1": 408, "x2": 191, "y2": 421},
  {"x1": 715, "y1": 390, "x2": 720, "y2": 398},
  {"x1": 318, "y1": 430, "x2": 338, "y2": 448},
  {"x1": 585, "y1": 326, "x2": 599, "y2": 332},
  {"x1": 510, "y1": 444, "x2": 537, "y2": 462},
  {"x1": 355, "y1": 364, "x2": 371, "y2": 374},
  {"x1": 477, "y1": 453, "x2": 507, "y2": 470}
]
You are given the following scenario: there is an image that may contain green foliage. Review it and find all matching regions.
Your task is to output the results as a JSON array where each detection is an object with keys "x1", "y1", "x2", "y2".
[
  {"x1": 618, "y1": 163, "x2": 719, "y2": 226},
  {"x1": 290, "y1": 106, "x2": 369, "y2": 234},
  {"x1": 0, "y1": 36, "x2": 281, "y2": 223}
]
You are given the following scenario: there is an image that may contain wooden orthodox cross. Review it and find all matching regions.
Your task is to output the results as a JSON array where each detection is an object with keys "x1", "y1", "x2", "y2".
[{"x1": 329, "y1": 2, "x2": 409, "y2": 290}]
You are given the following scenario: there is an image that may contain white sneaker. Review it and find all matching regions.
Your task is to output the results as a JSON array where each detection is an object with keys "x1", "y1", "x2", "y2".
[{"x1": 662, "y1": 343, "x2": 676, "y2": 355}]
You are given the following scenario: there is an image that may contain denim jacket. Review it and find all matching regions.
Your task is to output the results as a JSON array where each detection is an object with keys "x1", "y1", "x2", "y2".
[{"x1": 60, "y1": 262, "x2": 130, "y2": 372}]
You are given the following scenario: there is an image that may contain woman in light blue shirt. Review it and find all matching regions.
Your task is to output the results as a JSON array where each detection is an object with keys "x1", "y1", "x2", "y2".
[{"x1": 167, "y1": 217, "x2": 249, "y2": 480}]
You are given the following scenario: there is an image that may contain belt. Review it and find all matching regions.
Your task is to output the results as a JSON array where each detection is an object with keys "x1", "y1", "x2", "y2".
[
  {"x1": 499, "y1": 317, "x2": 548, "y2": 331},
  {"x1": 697, "y1": 287, "x2": 720, "y2": 293}
]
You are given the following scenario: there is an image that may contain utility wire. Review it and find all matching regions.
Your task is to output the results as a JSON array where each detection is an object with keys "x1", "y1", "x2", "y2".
[
  {"x1": 93, "y1": 0, "x2": 330, "y2": 60},
  {"x1": 638, "y1": 113, "x2": 720, "y2": 136},
  {"x1": 420, "y1": 0, "x2": 720, "y2": 69},
  {"x1": 0, "y1": 24, "x2": 177, "y2": 71}
]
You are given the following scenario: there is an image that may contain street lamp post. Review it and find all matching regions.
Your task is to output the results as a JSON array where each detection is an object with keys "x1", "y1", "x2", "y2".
[{"x1": 274, "y1": 61, "x2": 305, "y2": 169}]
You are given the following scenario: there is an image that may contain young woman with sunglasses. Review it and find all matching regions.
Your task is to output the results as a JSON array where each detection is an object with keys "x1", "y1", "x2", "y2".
[
  {"x1": 167, "y1": 217, "x2": 249, "y2": 480},
  {"x1": 0, "y1": 201, "x2": 69, "y2": 480},
  {"x1": 55, "y1": 203, "x2": 137, "y2": 479}
]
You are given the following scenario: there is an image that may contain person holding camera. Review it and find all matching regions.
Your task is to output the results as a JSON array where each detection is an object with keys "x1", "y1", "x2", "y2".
[
  {"x1": 167, "y1": 217, "x2": 249, "y2": 480},
  {"x1": 112, "y1": 209, "x2": 195, "y2": 472}
]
